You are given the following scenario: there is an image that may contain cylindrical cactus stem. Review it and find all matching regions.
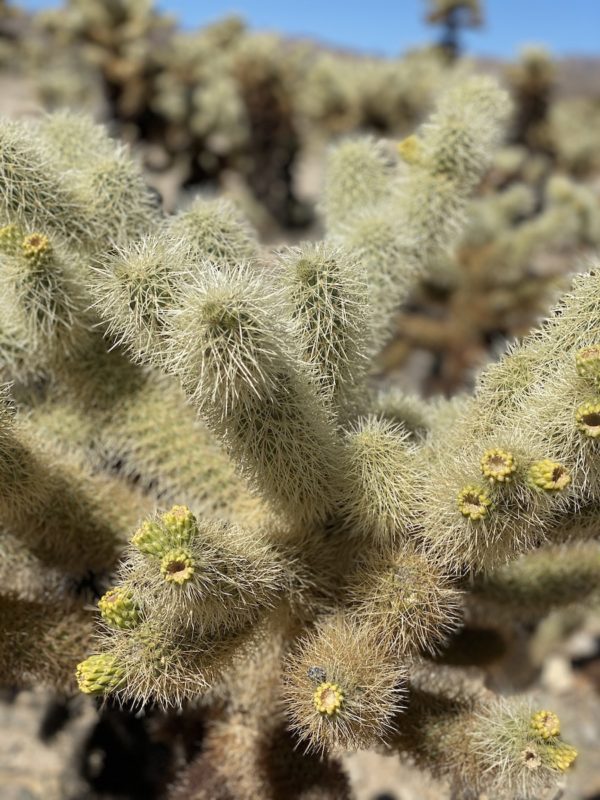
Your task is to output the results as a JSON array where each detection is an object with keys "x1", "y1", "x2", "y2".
[
  {"x1": 418, "y1": 403, "x2": 579, "y2": 571},
  {"x1": 396, "y1": 76, "x2": 511, "y2": 266},
  {"x1": 81, "y1": 620, "x2": 259, "y2": 708},
  {"x1": 336, "y1": 207, "x2": 413, "y2": 346},
  {"x1": 0, "y1": 229, "x2": 92, "y2": 360},
  {"x1": 124, "y1": 509, "x2": 290, "y2": 637},
  {"x1": 28, "y1": 374, "x2": 266, "y2": 526},
  {"x1": 345, "y1": 542, "x2": 463, "y2": 656},
  {"x1": 421, "y1": 75, "x2": 511, "y2": 187},
  {"x1": 0, "y1": 593, "x2": 93, "y2": 692},
  {"x1": 390, "y1": 666, "x2": 577, "y2": 799},
  {"x1": 0, "y1": 119, "x2": 95, "y2": 246},
  {"x1": 497, "y1": 271, "x2": 600, "y2": 374},
  {"x1": 283, "y1": 612, "x2": 407, "y2": 753},
  {"x1": 111, "y1": 381, "x2": 266, "y2": 524},
  {"x1": 168, "y1": 716, "x2": 352, "y2": 800},
  {"x1": 339, "y1": 415, "x2": 419, "y2": 543},
  {"x1": 72, "y1": 143, "x2": 160, "y2": 245},
  {"x1": 38, "y1": 110, "x2": 160, "y2": 244},
  {"x1": 372, "y1": 388, "x2": 432, "y2": 440},
  {"x1": 331, "y1": 76, "x2": 511, "y2": 351},
  {"x1": 0, "y1": 394, "x2": 148, "y2": 574},
  {"x1": 321, "y1": 135, "x2": 396, "y2": 235},
  {"x1": 162, "y1": 196, "x2": 260, "y2": 267},
  {"x1": 91, "y1": 234, "x2": 188, "y2": 366},
  {"x1": 278, "y1": 241, "x2": 370, "y2": 416},
  {"x1": 470, "y1": 541, "x2": 600, "y2": 622},
  {"x1": 37, "y1": 110, "x2": 119, "y2": 172},
  {"x1": 168, "y1": 262, "x2": 345, "y2": 525}
]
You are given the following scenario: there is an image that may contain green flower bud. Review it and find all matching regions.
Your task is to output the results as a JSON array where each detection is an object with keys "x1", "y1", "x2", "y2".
[
  {"x1": 76, "y1": 653, "x2": 124, "y2": 696},
  {"x1": 131, "y1": 519, "x2": 169, "y2": 557},
  {"x1": 161, "y1": 505, "x2": 197, "y2": 546},
  {"x1": 98, "y1": 587, "x2": 140, "y2": 630}
]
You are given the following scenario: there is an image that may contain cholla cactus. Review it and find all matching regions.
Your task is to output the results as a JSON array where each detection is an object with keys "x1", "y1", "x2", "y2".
[
  {"x1": 1, "y1": 73, "x2": 592, "y2": 799},
  {"x1": 424, "y1": 0, "x2": 483, "y2": 60},
  {"x1": 550, "y1": 97, "x2": 600, "y2": 176},
  {"x1": 382, "y1": 156, "x2": 600, "y2": 392},
  {"x1": 300, "y1": 46, "x2": 448, "y2": 139},
  {"x1": 507, "y1": 46, "x2": 556, "y2": 154}
]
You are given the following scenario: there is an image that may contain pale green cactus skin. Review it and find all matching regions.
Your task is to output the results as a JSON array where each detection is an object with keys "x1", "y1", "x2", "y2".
[{"x1": 0, "y1": 74, "x2": 592, "y2": 799}]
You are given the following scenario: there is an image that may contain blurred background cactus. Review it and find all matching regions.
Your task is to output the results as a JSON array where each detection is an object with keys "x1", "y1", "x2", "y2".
[
  {"x1": 1, "y1": 2, "x2": 600, "y2": 799},
  {"x1": 424, "y1": 0, "x2": 483, "y2": 60}
]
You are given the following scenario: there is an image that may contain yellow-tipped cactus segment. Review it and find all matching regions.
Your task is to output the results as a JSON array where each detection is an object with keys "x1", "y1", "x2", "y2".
[
  {"x1": 21, "y1": 232, "x2": 51, "y2": 265},
  {"x1": 530, "y1": 710, "x2": 560, "y2": 740},
  {"x1": 575, "y1": 401, "x2": 600, "y2": 439},
  {"x1": 161, "y1": 505, "x2": 197, "y2": 545},
  {"x1": 544, "y1": 742, "x2": 578, "y2": 772},
  {"x1": 481, "y1": 448, "x2": 517, "y2": 483},
  {"x1": 313, "y1": 682, "x2": 344, "y2": 716},
  {"x1": 98, "y1": 587, "x2": 140, "y2": 630},
  {"x1": 160, "y1": 548, "x2": 195, "y2": 585},
  {"x1": 76, "y1": 653, "x2": 124, "y2": 696},
  {"x1": 528, "y1": 460, "x2": 571, "y2": 492},
  {"x1": 575, "y1": 344, "x2": 600, "y2": 386},
  {"x1": 0, "y1": 223, "x2": 22, "y2": 255},
  {"x1": 457, "y1": 485, "x2": 492, "y2": 520}
]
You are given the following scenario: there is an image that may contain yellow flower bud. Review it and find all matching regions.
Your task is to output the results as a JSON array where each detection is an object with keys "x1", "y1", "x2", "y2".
[
  {"x1": 575, "y1": 401, "x2": 600, "y2": 439},
  {"x1": 397, "y1": 135, "x2": 423, "y2": 166},
  {"x1": 313, "y1": 682, "x2": 344, "y2": 716},
  {"x1": 530, "y1": 709, "x2": 560, "y2": 740},
  {"x1": 457, "y1": 485, "x2": 492, "y2": 520},
  {"x1": 545, "y1": 742, "x2": 578, "y2": 772},
  {"x1": 21, "y1": 232, "x2": 51, "y2": 265},
  {"x1": 160, "y1": 548, "x2": 195, "y2": 585},
  {"x1": 76, "y1": 653, "x2": 124, "y2": 695},
  {"x1": 528, "y1": 460, "x2": 571, "y2": 492},
  {"x1": 481, "y1": 448, "x2": 517, "y2": 483}
]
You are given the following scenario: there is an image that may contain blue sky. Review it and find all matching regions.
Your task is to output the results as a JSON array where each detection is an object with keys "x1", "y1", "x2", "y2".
[{"x1": 19, "y1": 1, "x2": 600, "y2": 58}]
